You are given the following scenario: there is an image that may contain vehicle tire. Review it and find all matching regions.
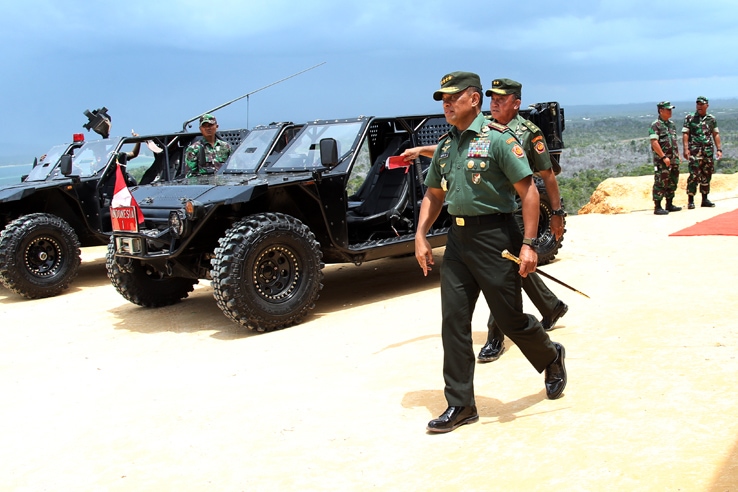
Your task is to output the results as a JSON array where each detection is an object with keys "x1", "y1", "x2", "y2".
[
  {"x1": 105, "y1": 237, "x2": 197, "y2": 307},
  {"x1": 0, "y1": 213, "x2": 81, "y2": 299},
  {"x1": 211, "y1": 213, "x2": 324, "y2": 332},
  {"x1": 534, "y1": 190, "x2": 565, "y2": 266}
]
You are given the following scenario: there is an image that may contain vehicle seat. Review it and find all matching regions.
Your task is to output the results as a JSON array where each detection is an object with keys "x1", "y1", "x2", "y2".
[
  {"x1": 347, "y1": 139, "x2": 412, "y2": 228},
  {"x1": 349, "y1": 136, "x2": 403, "y2": 206}
]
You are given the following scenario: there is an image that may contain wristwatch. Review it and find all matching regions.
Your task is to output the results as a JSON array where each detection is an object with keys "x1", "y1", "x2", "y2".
[
  {"x1": 522, "y1": 237, "x2": 537, "y2": 247},
  {"x1": 552, "y1": 208, "x2": 567, "y2": 217}
]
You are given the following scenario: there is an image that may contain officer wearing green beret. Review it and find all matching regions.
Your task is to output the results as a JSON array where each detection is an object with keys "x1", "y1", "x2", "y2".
[
  {"x1": 649, "y1": 101, "x2": 682, "y2": 215},
  {"x1": 478, "y1": 78, "x2": 569, "y2": 362},
  {"x1": 184, "y1": 113, "x2": 232, "y2": 177},
  {"x1": 682, "y1": 96, "x2": 722, "y2": 208},
  {"x1": 416, "y1": 71, "x2": 566, "y2": 433}
]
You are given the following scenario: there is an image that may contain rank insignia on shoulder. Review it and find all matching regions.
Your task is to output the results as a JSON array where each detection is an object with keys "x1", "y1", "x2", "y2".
[
  {"x1": 523, "y1": 119, "x2": 541, "y2": 133},
  {"x1": 531, "y1": 135, "x2": 543, "y2": 143},
  {"x1": 487, "y1": 121, "x2": 508, "y2": 133},
  {"x1": 512, "y1": 144, "x2": 525, "y2": 158},
  {"x1": 506, "y1": 137, "x2": 516, "y2": 144}
]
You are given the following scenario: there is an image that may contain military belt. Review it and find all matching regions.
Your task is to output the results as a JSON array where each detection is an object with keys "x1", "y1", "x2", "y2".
[{"x1": 453, "y1": 213, "x2": 510, "y2": 227}]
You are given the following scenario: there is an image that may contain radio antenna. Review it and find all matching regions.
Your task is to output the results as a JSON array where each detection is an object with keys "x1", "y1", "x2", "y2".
[{"x1": 182, "y1": 62, "x2": 326, "y2": 131}]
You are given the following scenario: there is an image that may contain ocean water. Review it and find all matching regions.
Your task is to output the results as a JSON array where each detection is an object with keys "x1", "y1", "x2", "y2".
[{"x1": 0, "y1": 164, "x2": 32, "y2": 186}]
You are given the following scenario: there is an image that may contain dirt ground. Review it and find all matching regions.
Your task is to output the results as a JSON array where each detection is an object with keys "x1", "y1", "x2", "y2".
[{"x1": 2, "y1": 180, "x2": 738, "y2": 491}]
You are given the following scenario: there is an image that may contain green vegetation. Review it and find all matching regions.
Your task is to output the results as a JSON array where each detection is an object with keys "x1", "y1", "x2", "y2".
[{"x1": 558, "y1": 103, "x2": 738, "y2": 213}]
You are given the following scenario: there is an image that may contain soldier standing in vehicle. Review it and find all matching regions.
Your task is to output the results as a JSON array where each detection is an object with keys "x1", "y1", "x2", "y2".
[
  {"x1": 682, "y1": 96, "x2": 722, "y2": 208},
  {"x1": 416, "y1": 71, "x2": 566, "y2": 434},
  {"x1": 185, "y1": 113, "x2": 232, "y2": 177},
  {"x1": 649, "y1": 101, "x2": 682, "y2": 215}
]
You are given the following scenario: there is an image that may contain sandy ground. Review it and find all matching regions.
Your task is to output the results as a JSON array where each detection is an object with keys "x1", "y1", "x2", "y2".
[{"x1": 2, "y1": 187, "x2": 738, "y2": 490}]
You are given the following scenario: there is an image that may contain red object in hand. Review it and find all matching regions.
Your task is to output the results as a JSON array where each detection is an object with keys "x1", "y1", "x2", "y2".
[{"x1": 385, "y1": 155, "x2": 411, "y2": 170}]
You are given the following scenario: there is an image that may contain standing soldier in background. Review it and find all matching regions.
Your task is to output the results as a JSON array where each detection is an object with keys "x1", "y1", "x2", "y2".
[
  {"x1": 682, "y1": 96, "x2": 722, "y2": 208},
  {"x1": 649, "y1": 101, "x2": 681, "y2": 215}
]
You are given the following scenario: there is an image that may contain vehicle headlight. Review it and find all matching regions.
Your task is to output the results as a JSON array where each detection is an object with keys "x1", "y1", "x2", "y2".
[
  {"x1": 184, "y1": 200, "x2": 204, "y2": 220},
  {"x1": 168, "y1": 210, "x2": 188, "y2": 238}
]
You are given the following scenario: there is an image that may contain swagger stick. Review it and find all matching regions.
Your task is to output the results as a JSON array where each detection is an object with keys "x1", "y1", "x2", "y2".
[{"x1": 501, "y1": 249, "x2": 590, "y2": 299}]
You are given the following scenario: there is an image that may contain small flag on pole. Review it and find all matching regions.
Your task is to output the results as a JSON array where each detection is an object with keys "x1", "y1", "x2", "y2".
[{"x1": 110, "y1": 163, "x2": 144, "y2": 231}]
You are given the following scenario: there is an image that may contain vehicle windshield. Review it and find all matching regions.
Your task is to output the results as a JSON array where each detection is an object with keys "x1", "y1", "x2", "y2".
[
  {"x1": 24, "y1": 144, "x2": 69, "y2": 182},
  {"x1": 269, "y1": 121, "x2": 364, "y2": 171},
  {"x1": 66, "y1": 139, "x2": 119, "y2": 178},
  {"x1": 222, "y1": 127, "x2": 279, "y2": 173}
]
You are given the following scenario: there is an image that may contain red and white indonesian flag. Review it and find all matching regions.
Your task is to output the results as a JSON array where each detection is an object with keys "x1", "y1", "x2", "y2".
[{"x1": 111, "y1": 164, "x2": 144, "y2": 227}]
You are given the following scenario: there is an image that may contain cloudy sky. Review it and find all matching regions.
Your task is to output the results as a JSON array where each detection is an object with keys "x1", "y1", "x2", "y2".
[{"x1": 1, "y1": 0, "x2": 737, "y2": 162}]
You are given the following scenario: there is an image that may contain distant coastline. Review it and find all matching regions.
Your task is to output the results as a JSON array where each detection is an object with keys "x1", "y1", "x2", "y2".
[{"x1": 0, "y1": 163, "x2": 31, "y2": 186}]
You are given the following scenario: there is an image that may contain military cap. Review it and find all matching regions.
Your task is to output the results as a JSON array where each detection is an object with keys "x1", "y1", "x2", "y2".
[
  {"x1": 199, "y1": 113, "x2": 217, "y2": 125},
  {"x1": 432, "y1": 71, "x2": 482, "y2": 101},
  {"x1": 486, "y1": 78, "x2": 522, "y2": 97},
  {"x1": 657, "y1": 101, "x2": 675, "y2": 110},
  {"x1": 696, "y1": 96, "x2": 709, "y2": 104}
]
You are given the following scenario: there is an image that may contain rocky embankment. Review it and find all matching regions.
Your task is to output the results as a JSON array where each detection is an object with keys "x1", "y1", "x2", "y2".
[{"x1": 578, "y1": 173, "x2": 738, "y2": 214}]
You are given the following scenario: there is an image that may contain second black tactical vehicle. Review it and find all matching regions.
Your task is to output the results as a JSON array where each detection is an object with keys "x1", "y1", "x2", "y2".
[
  {"x1": 107, "y1": 103, "x2": 566, "y2": 332},
  {"x1": 0, "y1": 127, "x2": 248, "y2": 299}
]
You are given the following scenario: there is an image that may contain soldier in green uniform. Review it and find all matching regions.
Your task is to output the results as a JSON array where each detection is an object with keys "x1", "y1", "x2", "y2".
[
  {"x1": 649, "y1": 101, "x2": 682, "y2": 215},
  {"x1": 682, "y1": 96, "x2": 722, "y2": 208},
  {"x1": 478, "y1": 78, "x2": 568, "y2": 363},
  {"x1": 184, "y1": 113, "x2": 232, "y2": 177},
  {"x1": 416, "y1": 71, "x2": 566, "y2": 433}
]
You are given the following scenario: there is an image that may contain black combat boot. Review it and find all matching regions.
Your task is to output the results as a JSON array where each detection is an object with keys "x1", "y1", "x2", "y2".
[
  {"x1": 666, "y1": 198, "x2": 681, "y2": 212},
  {"x1": 654, "y1": 200, "x2": 668, "y2": 215},
  {"x1": 688, "y1": 195, "x2": 695, "y2": 209},
  {"x1": 701, "y1": 193, "x2": 715, "y2": 207}
]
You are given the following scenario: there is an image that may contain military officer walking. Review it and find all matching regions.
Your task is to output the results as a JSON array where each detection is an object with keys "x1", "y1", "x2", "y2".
[{"x1": 415, "y1": 71, "x2": 566, "y2": 434}]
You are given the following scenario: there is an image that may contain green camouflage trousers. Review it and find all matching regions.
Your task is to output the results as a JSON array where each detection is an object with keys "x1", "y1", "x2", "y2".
[
  {"x1": 686, "y1": 148, "x2": 714, "y2": 196},
  {"x1": 653, "y1": 157, "x2": 680, "y2": 200}
]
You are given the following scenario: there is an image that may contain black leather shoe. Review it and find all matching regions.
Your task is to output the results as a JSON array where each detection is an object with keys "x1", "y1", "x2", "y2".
[
  {"x1": 654, "y1": 208, "x2": 668, "y2": 215},
  {"x1": 666, "y1": 204, "x2": 682, "y2": 212},
  {"x1": 541, "y1": 301, "x2": 568, "y2": 331},
  {"x1": 478, "y1": 338, "x2": 505, "y2": 362},
  {"x1": 687, "y1": 202, "x2": 695, "y2": 210},
  {"x1": 427, "y1": 406, "x2": 479, "y2": 433},
  {"x1": 545, "y1": 342, "x2": 567, "y2": 399},
  {"x1": 701, "y1": 199, "x2": 715, "y2": 207}
]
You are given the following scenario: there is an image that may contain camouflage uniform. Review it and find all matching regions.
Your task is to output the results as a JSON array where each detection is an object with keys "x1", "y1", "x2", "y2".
[
  {"x1": 649, "y1": 116, "x2": 680, "y2": 201},
  {"x1": 682, "y1": 108, "x2": 719, "y2": 196},
  {"x1": 184, "y1": 137, "x2": 232, "y2": 177}
]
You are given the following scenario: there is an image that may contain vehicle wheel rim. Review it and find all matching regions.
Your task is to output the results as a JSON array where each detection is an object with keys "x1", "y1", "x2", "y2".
[
  {"x1": 25, "y1": 235, "x2": 63, "y2": 277},
  {"x1": 253, "y1": 245, "x2": 299, "y2": 302}
]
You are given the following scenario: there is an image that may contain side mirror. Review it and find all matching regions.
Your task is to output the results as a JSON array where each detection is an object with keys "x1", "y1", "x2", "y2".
[
  {"x1": 319, "y1": 138, "x2": 338, "y2": 169},
  {"x1": 60, "y1": 155, "x2": 74, "y2": 176}
]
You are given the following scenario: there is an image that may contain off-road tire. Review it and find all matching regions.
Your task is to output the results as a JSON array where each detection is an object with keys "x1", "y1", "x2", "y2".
[
  {"x1": 0, "y1": 213, "x2": 81, "y2": 298},
  {"x1": 534, "y1": 191, "x2": 565, "y2": 265},
  {"x1": 211, "y1": 213, "x2": 324, "y2": 332},
  {"x1": 105, "y1": 238, "x2": 197, "y2": 307}
]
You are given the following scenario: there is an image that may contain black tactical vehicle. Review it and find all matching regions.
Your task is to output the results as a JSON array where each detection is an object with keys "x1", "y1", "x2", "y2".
[
  {"x1": 0, "y1": 128, "x2": 248, "y2": 299},
  {"x1": 107, "y1": 103, "x2": 565, "y2": 332}
]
